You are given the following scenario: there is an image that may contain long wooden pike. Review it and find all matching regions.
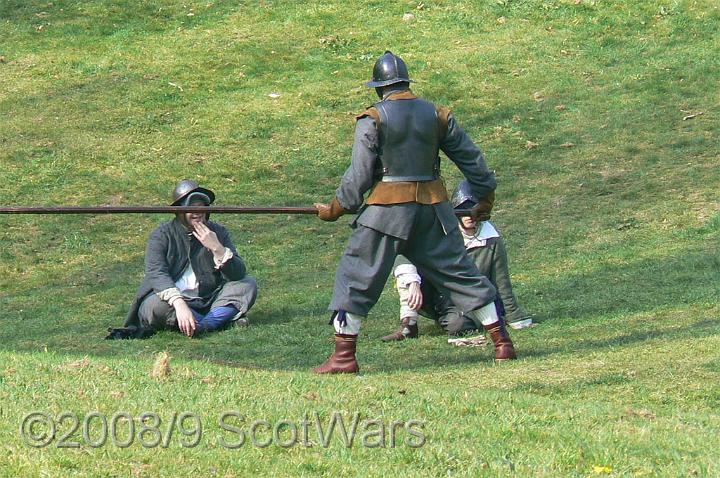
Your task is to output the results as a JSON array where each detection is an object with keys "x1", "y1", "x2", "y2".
[
  {"x1": 0, "y1": 205, "x2": 474, "y2": 216},
  {"x1": 0, "y1": 205, "x2": 319, "y2": 215}
]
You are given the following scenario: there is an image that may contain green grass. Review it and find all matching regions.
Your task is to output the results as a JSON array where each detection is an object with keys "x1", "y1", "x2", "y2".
[{"x1": 1, "y1": 0, "x2": 719, "y2": 476}]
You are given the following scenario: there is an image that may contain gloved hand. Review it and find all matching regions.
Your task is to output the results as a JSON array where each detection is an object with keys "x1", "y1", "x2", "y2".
[
  {"x1": 471, "y1": 190, "x2": 495, "y2": 222},
  {"x1": 314, "y1": 197, "x2": 349, "y2": 222}
]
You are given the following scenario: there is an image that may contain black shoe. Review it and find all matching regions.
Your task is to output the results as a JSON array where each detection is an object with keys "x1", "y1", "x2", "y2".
[{"x1": 105, "y1": 326, "x2": 156, "y2": 340}]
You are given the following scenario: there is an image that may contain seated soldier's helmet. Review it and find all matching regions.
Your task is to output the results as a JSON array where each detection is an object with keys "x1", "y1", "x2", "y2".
[
  {"x1": 365, "y1": 50, "x2": 414, "y2": 88},
  {"x1": 171, "y1": 179, "x2": 216, "y2": 206},
  {"x1": 451, "y1": 180, "x2": 477, "y2": 209}
]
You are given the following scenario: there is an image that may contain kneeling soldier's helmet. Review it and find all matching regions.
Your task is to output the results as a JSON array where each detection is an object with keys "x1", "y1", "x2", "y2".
[
  {"x1": 451, "y1": 180, "x2": 477, "y2": 209},
  {"x1": 365, "y1": 50, "x2": 414, "y2": 88},
  {"x1": 171, "y1": 179, "x2": 215, "y2": 206}
]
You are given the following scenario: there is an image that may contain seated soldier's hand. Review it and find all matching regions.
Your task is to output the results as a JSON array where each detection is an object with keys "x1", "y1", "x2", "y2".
[
  {"x1": 173, "y1": 299, "x2": 197, "y2": 337},
  {"x1": 407, "y1": 281, "x2": 423, "y2": 311},
  {"x1": 192, "y1": 222, "x2": 224, "y2": 257}
]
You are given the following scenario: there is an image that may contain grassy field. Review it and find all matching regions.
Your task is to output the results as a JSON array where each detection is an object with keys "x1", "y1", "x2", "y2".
[{"x1": 1, "y1": 0, "x2": 719, "y2": 476}]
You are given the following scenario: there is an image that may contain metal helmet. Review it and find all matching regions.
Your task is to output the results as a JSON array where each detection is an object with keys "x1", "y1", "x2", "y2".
[
  {"x1": 365, "y1": 50, "x2": 413, "y2": 88},
  {"x1": 451, "y1": 180, "x2": 477, "y2": 209},
  {"x1": 171, "y1": 179, "x2": 215, "y2": 206}
]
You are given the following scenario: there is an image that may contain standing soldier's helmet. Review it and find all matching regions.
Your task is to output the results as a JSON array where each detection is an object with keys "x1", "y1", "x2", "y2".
[
  {"x1": 171, "y1": 179, "x2": 215, "y2": 206},
  {"x1": 451, "y1": 180, "x2": 478, "y2": 209},
  {"x1": 365, "y1": 50, "x2": 414, "y2": 87}
]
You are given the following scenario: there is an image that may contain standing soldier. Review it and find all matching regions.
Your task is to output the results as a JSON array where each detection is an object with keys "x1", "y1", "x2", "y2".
[{"x1": 314, "y1": 51, "x2": 516, "y2": 374}]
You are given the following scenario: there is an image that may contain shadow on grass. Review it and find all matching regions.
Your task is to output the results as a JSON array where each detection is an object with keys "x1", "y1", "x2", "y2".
[
  {"x1": 516, "y1": 317, "x2": 720, "y2": 361},
  {"x1": 535, "y1": 247, "x2": 718, "y2": 322},
  {"x1": 1, "y1": 242, "x2": 717, "y2": 373}
]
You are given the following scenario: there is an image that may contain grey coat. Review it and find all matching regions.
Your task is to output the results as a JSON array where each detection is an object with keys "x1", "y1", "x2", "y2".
[
  {"x1": 124, "y1": 218, "x2": 248, "y2": 327},
  {"x1": 336, "y1": 109, "x2": 496, "y2": 239}
]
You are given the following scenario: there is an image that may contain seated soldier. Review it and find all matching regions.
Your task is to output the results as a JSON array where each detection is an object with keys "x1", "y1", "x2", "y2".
[
  {"x1": 114, "y1": 179, "x2": 257, "y2": 338},
  {"x1": 382, "y1": 180, "x2": 534, "y2": 342}
]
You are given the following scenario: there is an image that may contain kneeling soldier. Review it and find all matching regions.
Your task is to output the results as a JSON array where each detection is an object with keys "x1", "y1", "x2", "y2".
[{"x1": 383, "y1": 180, "x2": 534, "y2": 343}]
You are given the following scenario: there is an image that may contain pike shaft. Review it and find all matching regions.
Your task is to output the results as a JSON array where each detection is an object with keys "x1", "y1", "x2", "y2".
[
  {"x1": 0, "y1": 205, "x2": 474, "y2": 216},
  {"x1": 0, "y1": 206, "x2": 319, "y2": 215}
]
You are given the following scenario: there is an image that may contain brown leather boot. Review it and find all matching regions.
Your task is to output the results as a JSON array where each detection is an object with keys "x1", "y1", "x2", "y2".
[
  {"x1": 381, "y1": 317, "x2": 419, "y2": 342},
  {"x1": 483, "y1": 321, "x2": 517, "y2": 361},
  {"x1": 313, "y1": 334, "x2": 359, "y2": 374}
]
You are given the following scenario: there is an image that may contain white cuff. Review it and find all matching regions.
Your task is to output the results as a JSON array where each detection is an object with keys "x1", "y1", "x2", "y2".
[
  {"x1": 394, "y1": 263, "x2": 418, "y2": 277},
  {"x1": 394, "y1": 264, "x2": 421, "y2": 288},
  {"x1": 157, "y1": 287, "x2": 183, "y2": 306},
  {"x1": 213, "y1": 247, "x2": 234, "y2": 269},
  {"x1": 476, "y1": 302, "x2": 500, "y2": 326},
  {"x1": 333, "y1": 312, "x2": 362, "y2": 335},
  {"x1": 397, "y1": 274, "x2": 421, "y2": 288}
]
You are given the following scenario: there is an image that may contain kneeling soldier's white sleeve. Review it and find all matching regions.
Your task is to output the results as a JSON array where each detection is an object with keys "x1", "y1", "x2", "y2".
[
  {"x1": 394, "y1": 263, "x2": 421, "y2": 287},
  {"x1": 394, "y1": 263, "x2": 421, "y2": 321}
]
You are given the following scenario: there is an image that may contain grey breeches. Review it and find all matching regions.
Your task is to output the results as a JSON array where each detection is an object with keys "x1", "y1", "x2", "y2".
[
  {"x1": 329, "y1": 205, "x2": 496, "y2": 316},
  {"x1": 139, "y1": 277, "x2": 258, "y2": 330}
]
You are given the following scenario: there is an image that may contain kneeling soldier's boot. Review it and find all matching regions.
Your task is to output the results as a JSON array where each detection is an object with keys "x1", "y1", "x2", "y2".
[
  {"x1": 483, "y1": 321, "x2": 517, "y2": 361},
  {"x1": 313, "y1": 334, "x2": 360, "y2": 374},
  {"x1": 381, "y1": 317, "x2": 418, "y2": 342}
]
